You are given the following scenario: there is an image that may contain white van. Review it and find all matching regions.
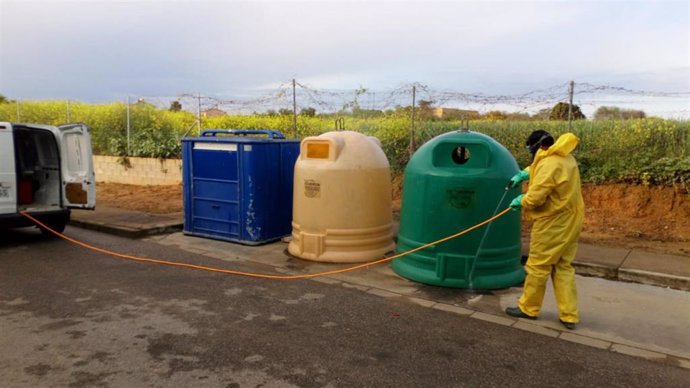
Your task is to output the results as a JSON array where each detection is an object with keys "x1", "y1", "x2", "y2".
[{"x1": 0, "y1": 122, "x2": 96, "y2": 235}]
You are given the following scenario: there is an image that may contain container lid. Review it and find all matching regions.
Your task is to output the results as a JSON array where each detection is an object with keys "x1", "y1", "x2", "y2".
[{"x1": 182, "y1": 129, "x2": 299, "y2": 143}]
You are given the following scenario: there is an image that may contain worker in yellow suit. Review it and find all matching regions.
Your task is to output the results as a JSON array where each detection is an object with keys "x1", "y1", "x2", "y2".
[{"x1": 505, "y1": 130, "x2": 584, "y2": 330}]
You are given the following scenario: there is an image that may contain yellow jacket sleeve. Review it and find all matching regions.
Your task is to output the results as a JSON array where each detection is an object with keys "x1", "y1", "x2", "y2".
[{"x1": 521, "y1": 162, "x2": 562, "y2": 209}]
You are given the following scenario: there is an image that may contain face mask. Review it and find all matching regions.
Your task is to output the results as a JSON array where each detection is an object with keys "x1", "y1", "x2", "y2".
[{"x1": 527, "y1": 134, "x2": 551, "y2": 161}]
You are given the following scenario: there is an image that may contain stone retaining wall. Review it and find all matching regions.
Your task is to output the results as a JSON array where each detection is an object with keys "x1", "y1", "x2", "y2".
[{"x1": 94, "y1": 155, "x2": 182, "y2": 185}]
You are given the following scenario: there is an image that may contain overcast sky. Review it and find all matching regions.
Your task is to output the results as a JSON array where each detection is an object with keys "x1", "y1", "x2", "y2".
[{"x1": 0, "y1": 0, "x2": 688, "y2": 115}]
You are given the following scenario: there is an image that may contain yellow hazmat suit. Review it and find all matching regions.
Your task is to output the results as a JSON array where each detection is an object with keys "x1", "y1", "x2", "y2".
[{"x1": 519, "y1": 133, "x2": 584, "y2": 323}]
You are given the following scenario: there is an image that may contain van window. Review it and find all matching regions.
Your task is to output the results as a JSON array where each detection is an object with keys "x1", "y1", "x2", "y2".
[{"x1": 63, "y1": 133, "x2": 87, "y2": 173}]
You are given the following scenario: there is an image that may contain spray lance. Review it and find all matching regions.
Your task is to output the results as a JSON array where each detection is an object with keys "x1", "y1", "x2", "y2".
[{"x1": 467, "y1": 179, "x2": 520, "y2": 290}]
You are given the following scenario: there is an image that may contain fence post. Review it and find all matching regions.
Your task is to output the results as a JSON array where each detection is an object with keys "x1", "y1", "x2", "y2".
[
  {"x1": 197, "y1": 93, "x2": 202, "y2": 135},
  {"x1": 409, "y1": 84, "x2": 417, "y2": 156},
  {"x1": 292, "y1": 78, "x2": 297, "y2": 138},
  {"x1": 126, "y1": 96, "x2": 131, "y2": 156},
  {"x1": 568, "y1": 80, "x2": 574, "y2": 130}
]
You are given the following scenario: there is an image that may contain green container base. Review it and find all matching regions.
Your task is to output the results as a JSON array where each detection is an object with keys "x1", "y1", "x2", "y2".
[{"x1": 391, "y1": 256, "x2": 525, "y2": 290}]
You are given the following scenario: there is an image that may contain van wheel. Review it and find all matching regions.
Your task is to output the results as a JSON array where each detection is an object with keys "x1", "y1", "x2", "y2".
[{"x1": 39, "y1": 219, "x2": 67, "y2": 237}]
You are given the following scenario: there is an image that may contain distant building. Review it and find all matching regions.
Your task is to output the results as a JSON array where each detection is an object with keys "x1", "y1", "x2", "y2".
[
  {"x1": 201, "y1": 107, "x2": 227, "y2": 118},
  {"x1": 432, "y1": 107, "x2": 480, "y2": 120}
]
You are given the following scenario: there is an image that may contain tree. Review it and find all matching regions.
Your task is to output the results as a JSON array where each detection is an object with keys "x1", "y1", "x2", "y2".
[
  {"x1": 594, "y1": 106, "x2": 646, "y2": 120},
  {"x1": 549, "y1": 102, "x2": 585, "y2": 120},
  {"x1": 484, "y1": 111, "x2": 508, "y2": 121},
  {"x1": 417, "y1": 99, "x2": 435, "y2": 120},
  {"x1": 341, "y1": 86, "x2": 368, "y2": 112},
  {"x1": 0, "y1": 94, "x2": 8, "y2": 104},
  {"x1": 278, "y1": 108, "x2": 292, "y2": 116},
  {"x1": 352, "y1": 108, "x2": 384, "y2": 118},
  {"x1": 622, "y1": 109, "x2": 646, "y2": 119},
  {"x1": 505, "y1": 112, "x2": 531, "y2": 121},
  {"x1": 300, "y1": 107, "x2": 316, "y2": 117},
  {"x1": 532, "y1": 108, "x2": 552, "y2": 120},
  {"x1": 266, "y1": 109, "x2": 277, "y2": 116},
  {"x1": 169, "y1": 100, "x2": 182, "y2": 112}
]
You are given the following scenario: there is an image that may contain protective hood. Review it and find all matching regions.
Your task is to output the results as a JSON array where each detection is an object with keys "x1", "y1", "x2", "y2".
[{"x1": 544, "y1": 133, "x2": 579, "y2": 157}]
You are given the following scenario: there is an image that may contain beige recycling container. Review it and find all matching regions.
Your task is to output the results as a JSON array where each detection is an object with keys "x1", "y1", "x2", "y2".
[{"x1": 288, "y1": 131, "x2": 395, "y2": 263}]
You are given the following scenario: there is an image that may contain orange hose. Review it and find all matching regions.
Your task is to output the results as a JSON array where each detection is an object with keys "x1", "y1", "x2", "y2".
[{"x1": 20, "y1": 208, "x2": 512, "y2": 280}]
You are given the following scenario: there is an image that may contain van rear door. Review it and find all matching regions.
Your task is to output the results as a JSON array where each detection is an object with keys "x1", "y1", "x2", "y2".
[
  {"x1": 0, "y1": 122, "x2": 17, "y2": 214},
  {"x1": 58, "y1": 123, "x2": 96, "y2": 209}
]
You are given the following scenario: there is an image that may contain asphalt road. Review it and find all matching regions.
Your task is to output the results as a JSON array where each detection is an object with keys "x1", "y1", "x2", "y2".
[{"x1": 1, "y1": 226, "x2": 688, "y2": 387}]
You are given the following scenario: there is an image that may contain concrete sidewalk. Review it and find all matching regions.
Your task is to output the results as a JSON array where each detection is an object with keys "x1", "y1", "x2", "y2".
[{"x1": 70, "y1": 207, "x2": 690, "y2": 292}]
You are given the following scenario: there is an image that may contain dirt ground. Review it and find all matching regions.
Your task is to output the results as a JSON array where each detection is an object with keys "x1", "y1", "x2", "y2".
[{"x1": 96, "y1": 182, "x2": 690, "y2": 257}]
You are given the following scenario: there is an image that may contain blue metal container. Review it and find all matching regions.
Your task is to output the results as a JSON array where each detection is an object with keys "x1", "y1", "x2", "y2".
[{"x1": 182, "y1": 129, "x2": 300, "y2": 245}]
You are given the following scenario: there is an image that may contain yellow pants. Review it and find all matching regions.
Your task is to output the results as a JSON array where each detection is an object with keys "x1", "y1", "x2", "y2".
[{"x1": 518, "y1": 211, "x2": 582, "y2": 323}]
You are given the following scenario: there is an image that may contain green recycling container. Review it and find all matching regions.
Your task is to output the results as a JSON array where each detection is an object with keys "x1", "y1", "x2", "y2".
[{"x1": 392, "y1": 130, "x2": 525, "y2": 289}]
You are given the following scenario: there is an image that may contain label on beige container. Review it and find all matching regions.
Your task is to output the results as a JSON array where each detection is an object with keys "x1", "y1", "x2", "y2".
[{"x1": 304, "y1": 179, "x2": 321, "y2": 198}]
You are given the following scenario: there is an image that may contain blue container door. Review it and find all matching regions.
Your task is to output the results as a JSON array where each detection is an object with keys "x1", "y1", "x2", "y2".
[
  {"x1": 238, "y1": 141, "x2": 299, "y2": 242},
  {"x1": 188, "y1": 142, "x2": 241, "y2": 239},
  {"x1": 239, "y1": 143, "x2": 278, "y2": 242}
]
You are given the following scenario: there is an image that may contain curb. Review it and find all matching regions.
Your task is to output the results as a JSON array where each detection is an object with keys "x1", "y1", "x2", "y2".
[
  {"x1": 573, "y1": 260, "x2": 690, "y2": 292},
  {"x1": 572, "y1": 261, "x2": 618, "y2": 280},
  {"x1": 618, "y1": 269, "x2": 690, "y2": 292},
  {"x1": 69, "y1": 219, "x2": 183, "y2": 238}
]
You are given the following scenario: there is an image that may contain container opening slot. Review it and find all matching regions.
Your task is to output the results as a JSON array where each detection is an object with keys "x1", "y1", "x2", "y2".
[
  {"x1": 452, "y1": 146, "x2": 471, "y2": 165},
  {"x1": 306, "y1": 143, "x2": 330, "y2": 159}
]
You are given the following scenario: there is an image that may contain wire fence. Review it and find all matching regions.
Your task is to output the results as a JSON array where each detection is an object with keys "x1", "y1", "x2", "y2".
[
  {"x1": 168, "y1": 80, "x2": 690, "y2": 119},
  {"x1": 1, "y1": 80, "x2": 689, "y2": 189},
  {"x1": 5, "y1": 79, "x2": 690, "y2": 127}
]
